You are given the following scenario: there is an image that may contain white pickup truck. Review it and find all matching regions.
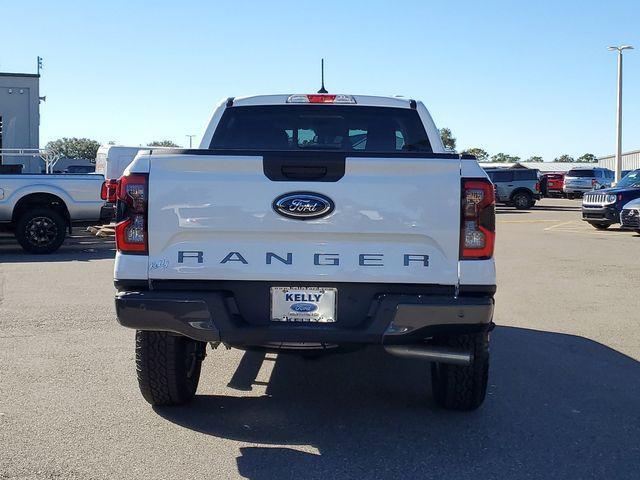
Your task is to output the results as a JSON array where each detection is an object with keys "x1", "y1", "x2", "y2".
[
  {"x1": 114, "y1": 94, "x2": 496, "y2": 411},
  {"x1": 0, "y1": 173, "x2": 108, "y2": 253}
]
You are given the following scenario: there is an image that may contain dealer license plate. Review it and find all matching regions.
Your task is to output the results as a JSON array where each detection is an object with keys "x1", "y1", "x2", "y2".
[{"x1": 270, "y1": 287, "x2": 337, "y2": 323}]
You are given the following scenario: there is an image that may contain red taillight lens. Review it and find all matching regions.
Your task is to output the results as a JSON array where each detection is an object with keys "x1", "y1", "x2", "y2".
[
  {"x1": 107, "y1": 179, "x2": 118, "y2": 203},
  {"x1": 592, "y1": 178, "x2": 597, "y2": 187},
  {"x1": 307, "y1": 94, "x2": 336, "y2": 103},
  {"x1": 115, "y1": 173, "x2": 148, "y2": 254},
  {"x1": 535, "y1": 182, "x2": 540, "y2": 192},
  {"x1": 461, "y1": 179, "x2": 495, "y2": 260},
  {"x1": 100, "y1": 181, "x2": 108, "y2": 200}
]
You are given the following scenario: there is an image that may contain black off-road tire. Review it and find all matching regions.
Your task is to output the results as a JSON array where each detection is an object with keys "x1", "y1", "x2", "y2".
[
  {"x1": 431, "y1": 332, "x2": 489, "y2": 411},
  {"x1": 512, "y1": 192, "x2": 534, "y2": 210},
  {"x1": 15, "y1": 208, "x2": 67, "y2": 254},
  {"x1": 589, "y1": 222, "x2": 611, "y2": 230},
  {"x1": 136, "y1": 331, "x2": 206, "y2": 406}
]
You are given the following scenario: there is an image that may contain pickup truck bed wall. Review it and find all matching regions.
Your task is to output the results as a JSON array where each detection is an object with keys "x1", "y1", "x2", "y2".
[{"x1": 0, "y1": 174, "x2": 104, "y2": 222}]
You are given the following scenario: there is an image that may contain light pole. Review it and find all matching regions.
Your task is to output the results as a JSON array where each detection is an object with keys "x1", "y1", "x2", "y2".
[
  {"x1": 186, "y1": 135, "x2": 196, "y2": 148},
  {"x1": 608, "y1": 45, "x2": 633, "y2": 184}
]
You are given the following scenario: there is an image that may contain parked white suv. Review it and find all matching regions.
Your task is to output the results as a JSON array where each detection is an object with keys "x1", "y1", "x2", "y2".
[
  {"x1": 113, "y1": 94, "x2": 496, "y2": 411},
  {"x1": 563, "y1": 167, "x2": 613, "y2": 198}
]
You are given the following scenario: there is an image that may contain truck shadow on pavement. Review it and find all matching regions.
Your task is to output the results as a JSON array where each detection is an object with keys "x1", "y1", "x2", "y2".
[
  {"x1": 0, "y1": 231, "x2": 115, "y2": 262},
  {"x1": 156, "y1": 326, "x2": 640, "y2": 480},
  {"x1": 532, "y1": 204, "x2": 581, "y2": 212}
]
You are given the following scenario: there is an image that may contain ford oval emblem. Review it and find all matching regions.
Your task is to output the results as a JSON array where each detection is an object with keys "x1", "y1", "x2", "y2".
[
  {"x1": 273, "y1": 192, "x2": 334, "y2": 220},
  {"x1": 290, "y1": 302, "x2": 318, "y2": 313}
]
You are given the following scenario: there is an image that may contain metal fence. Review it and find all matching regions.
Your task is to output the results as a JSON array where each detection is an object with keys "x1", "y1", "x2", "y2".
[{"x1": 0, "y1": 148, "x2": 61, "y2": 173}]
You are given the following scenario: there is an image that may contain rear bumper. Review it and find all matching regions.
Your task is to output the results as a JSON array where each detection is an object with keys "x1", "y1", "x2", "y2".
[
  {"x1": 115, "y1": 285, "x2": 494, "y2": 347},
  {"x1": 564, "y1": 185, "x2": 593, "y2": 193},
  {"x1": 582, "y1": 205, "x2": 619, "y2": 223},
  {"x1": 99, "y1": 203, "x2": 116, "y2": 223}
]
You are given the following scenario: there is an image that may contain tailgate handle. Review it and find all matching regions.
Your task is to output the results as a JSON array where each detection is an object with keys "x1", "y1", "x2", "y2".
[{"x1": 281, "y1": 165, "x2": 328, "y2": 180}]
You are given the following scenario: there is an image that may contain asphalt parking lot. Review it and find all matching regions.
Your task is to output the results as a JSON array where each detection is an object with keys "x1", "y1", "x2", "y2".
[{"x1": 1, "y1": 198, "x2": 639, "y2": 479}]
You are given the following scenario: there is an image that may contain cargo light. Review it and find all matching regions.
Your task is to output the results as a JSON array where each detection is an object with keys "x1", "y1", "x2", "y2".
[
  {"x1": 460, "y1": 179, "x2": 495, "y2": 260},
  {"x1": 115, "y1": 173, "x2": 148, "y2": 254},
  {"x1": 286, "y1": 94, "x2": 356, "y2": 104}
]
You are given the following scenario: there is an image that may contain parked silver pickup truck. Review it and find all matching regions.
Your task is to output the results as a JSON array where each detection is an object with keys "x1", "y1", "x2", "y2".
[{"x1": 0, "y1": 173, "x2": 108, "y2": 253}]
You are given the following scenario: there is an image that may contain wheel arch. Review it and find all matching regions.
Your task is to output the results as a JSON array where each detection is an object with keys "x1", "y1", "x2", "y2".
[
  {"x1": 11, "y1": 192, "x2": 71, "y2": 226},
  {"x1": 509, "y1": 187, "x2": 534, "y2": 200}
]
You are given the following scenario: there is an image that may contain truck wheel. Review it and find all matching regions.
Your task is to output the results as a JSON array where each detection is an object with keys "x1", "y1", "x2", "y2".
[
  {"x1": 431, "y1": 332, "x2": 489, "y2": 411},
  {"x1": 15, "y1": 208, "x2": 67, "y2": 254},
  {"x1": 590, "y1": 222, "x2": 611, "y2": 230},
  {"x1": 135, "y1": 331, "x2": 206, "y2": 406},
  {"x1": 512, "y1": 192, "x2": 533, "y2": 210}
]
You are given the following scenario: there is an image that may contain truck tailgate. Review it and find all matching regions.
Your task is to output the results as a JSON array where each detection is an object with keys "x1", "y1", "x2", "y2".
[{"x1": 147, "y1": 153, "x2": 461, "y2": 285}]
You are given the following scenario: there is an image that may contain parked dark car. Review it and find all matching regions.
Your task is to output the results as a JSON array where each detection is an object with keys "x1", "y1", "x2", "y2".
[
  {"x1": 485, "y1": 168, "x2": 541, "y2": 209},
  {"x1": 582, "y1": 169, "x2": 640, "y2": 229}
]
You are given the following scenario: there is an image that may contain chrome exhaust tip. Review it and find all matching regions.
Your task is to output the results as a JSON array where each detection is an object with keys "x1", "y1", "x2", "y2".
[{"x1": 384, "y1": 344, "x2": 472, "y2": 366}]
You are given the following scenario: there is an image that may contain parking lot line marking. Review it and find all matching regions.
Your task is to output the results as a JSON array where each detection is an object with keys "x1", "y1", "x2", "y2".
[
  {"x1": 498, "y1": 219, "x2": 562, "y2": 224},
  {"x1": 544, "y1": 221, "x2": 576, "y2": 231}
]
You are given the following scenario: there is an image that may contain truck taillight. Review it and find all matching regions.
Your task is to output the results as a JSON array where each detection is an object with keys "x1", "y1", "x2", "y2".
[
  {"x1": 460, "y1": 179, "x2": 495, "y2": 260},
  {"x1": 535, "y1": 182, "x2": 540, "y2": 192},
  {"x1": 101, "y1": 179, "x2": 119, "y2": 202},
  {"x1": 592, "y1": 178, "x2": 597, "y2": 187},
  {"x1": 115, "y1": 173, "x2": 148, "y2": 254},
  {"x1": 107, "y1": 179, "x2": 118, "y2": 202}
]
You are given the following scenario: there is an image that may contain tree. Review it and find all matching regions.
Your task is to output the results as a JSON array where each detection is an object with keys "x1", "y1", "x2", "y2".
[
  {"x1": 439, "y1": 128, "x2": 456, "y2": 150},
  {"x1": 554, "y1": 154, "x2": 575, "y2": 163},
  {"x1": 576, "y1": 153, "x2": 597, "y2": 163},
  {"x1": 148, "y1": 140, "x2": 181, "y2": 147},
  {"x1": 45, "y1": 137, "x2": 101, "y2": 161},
  {"x1": 491, "y1": 152, "x2": 520, "y2": 163},
  {"x1": 527, "y1": 156, "x2": 543, "y2": 162},
  {"x1": 462, "y1": 148, "x2": 489, "y2": 161}
]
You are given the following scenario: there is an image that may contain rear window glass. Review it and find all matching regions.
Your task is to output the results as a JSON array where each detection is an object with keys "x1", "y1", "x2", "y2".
[
  {"x1": 486, "y1": 170, "x2": 513, "y2": 182},
  {"x1": 210, "y1": 105, "x2": 432, "y2": 153},
  {"x1": 513, "y1": 169, "x2": 538, "y2": 180},
  {"x1": 567, "y1": 169, "x2": 596, "y2": 178}
]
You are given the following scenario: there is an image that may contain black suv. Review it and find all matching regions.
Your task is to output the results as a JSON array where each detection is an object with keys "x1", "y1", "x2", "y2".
[
  {"x1": 485, "y1": 168, "x2": 541, "y2": 209},
  {"x1": 582, "y1": 169, "x2": 640, "y2": 229}
]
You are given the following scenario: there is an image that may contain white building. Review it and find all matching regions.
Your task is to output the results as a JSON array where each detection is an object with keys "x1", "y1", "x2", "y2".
[
  {"x1": 0, "y1": 72, "x2": 41, "y2": 171},
  {"x1": 598, "y1": 150, "x2": 640, "y2": 172},
  {"x1": 478, "y1": 162, "x2": 589, "y2": 172}
]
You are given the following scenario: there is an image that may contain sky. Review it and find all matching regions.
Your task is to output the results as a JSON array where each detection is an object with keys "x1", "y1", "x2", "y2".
[{"x1": 2, "y1": 0, "x2": 639, "y2": 160}]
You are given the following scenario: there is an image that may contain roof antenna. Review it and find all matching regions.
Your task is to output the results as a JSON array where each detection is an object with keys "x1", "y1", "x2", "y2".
[{"x1": 317, "y1": 58, "x2": 328, "y2": 93}]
